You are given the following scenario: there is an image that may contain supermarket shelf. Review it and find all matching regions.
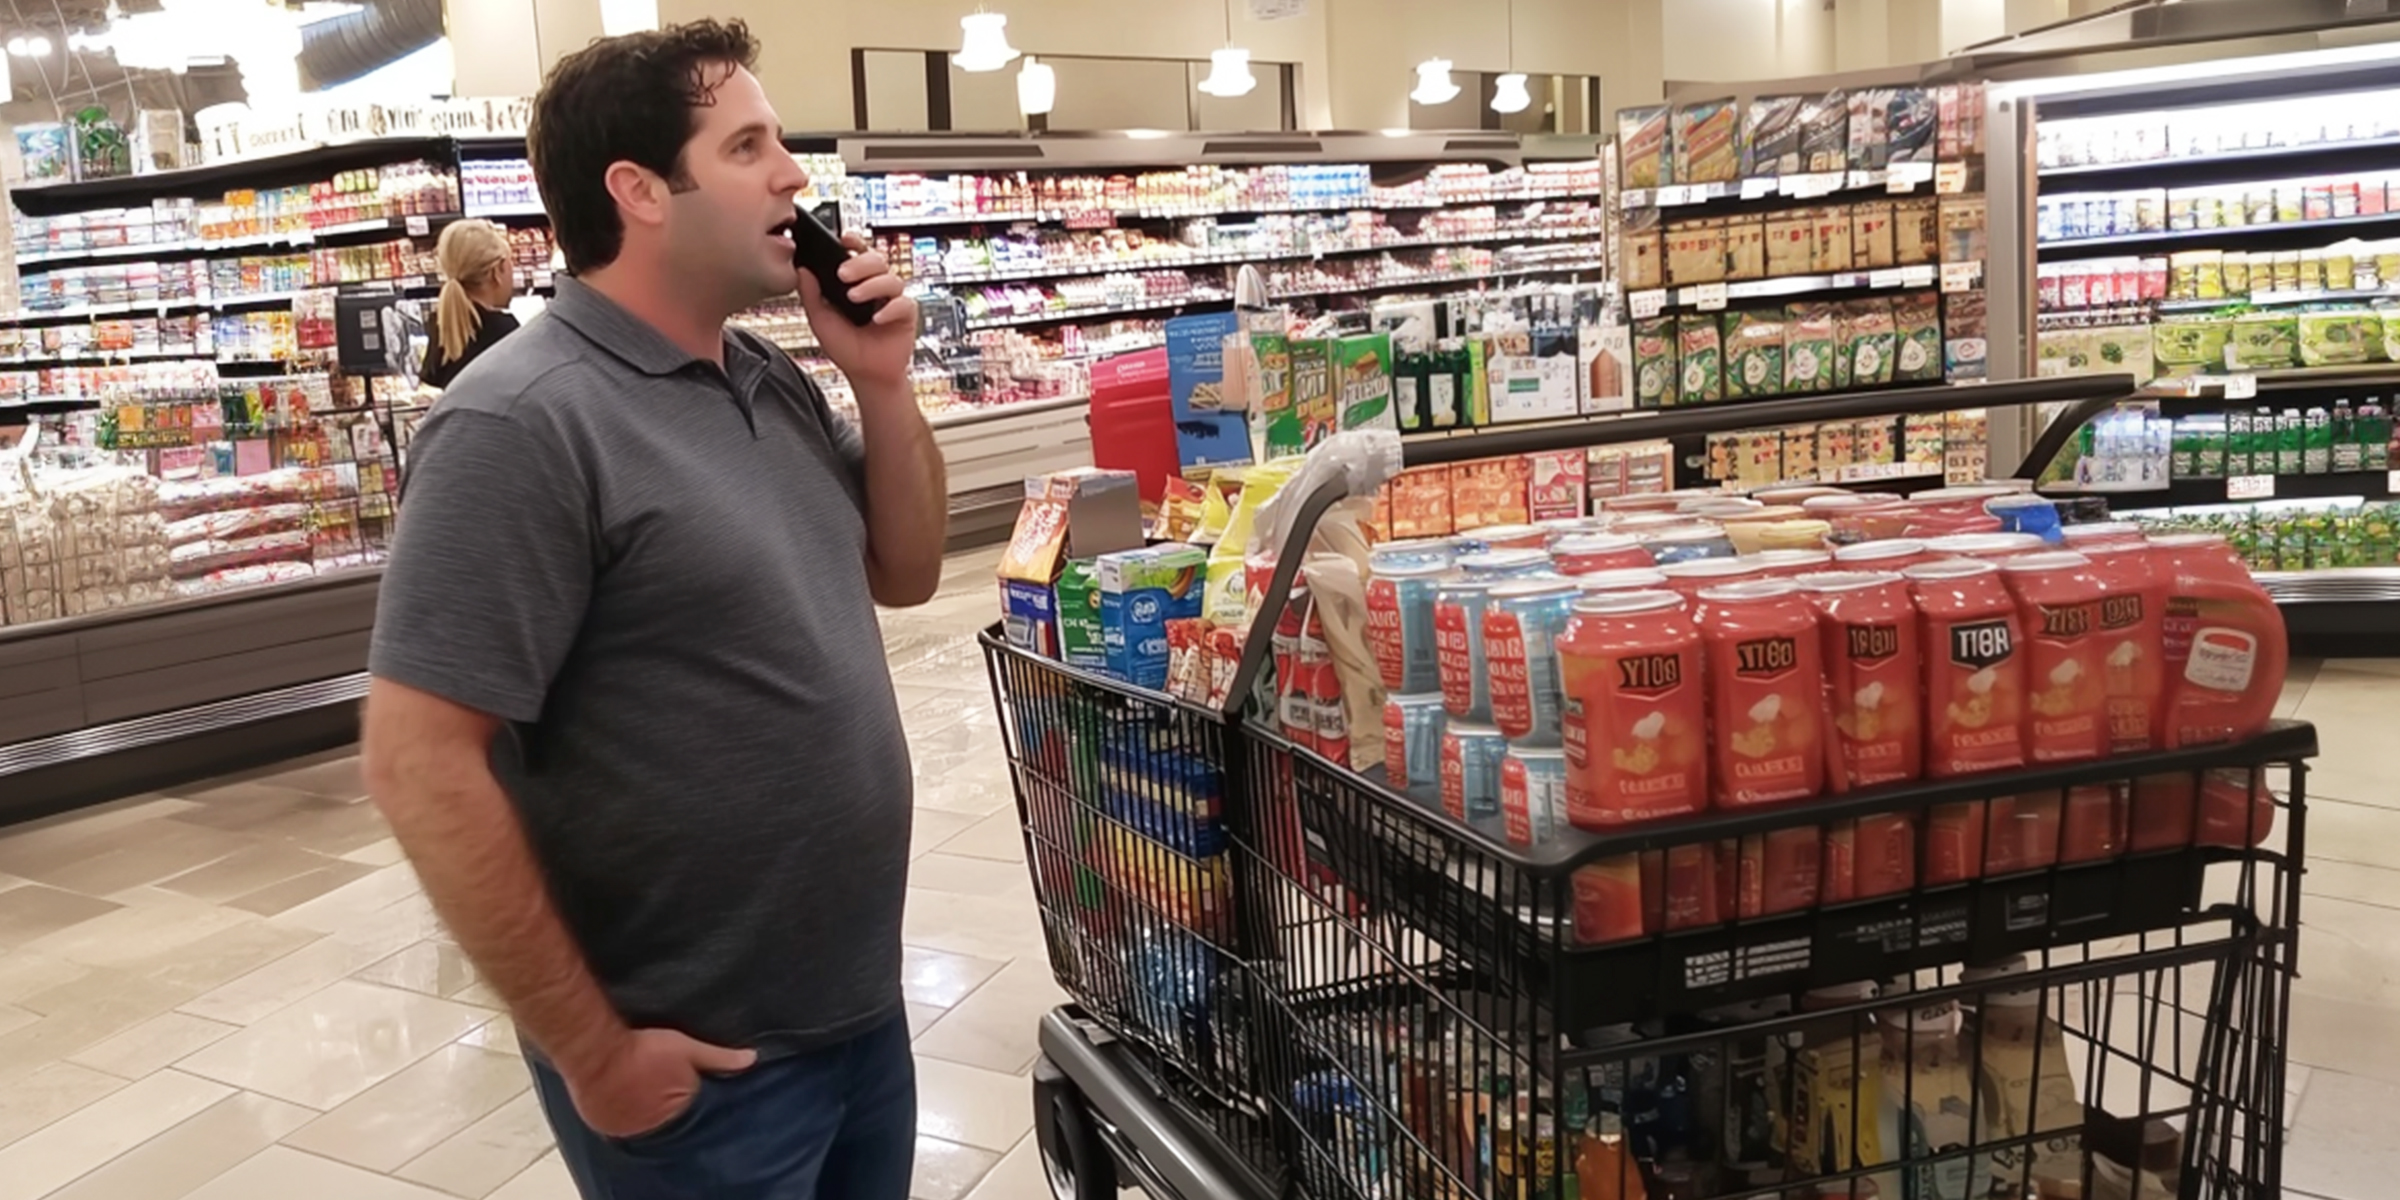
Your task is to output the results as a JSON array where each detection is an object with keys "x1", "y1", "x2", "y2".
[
  {"x1": 2153, "y1": 285, "x2": 2400, "y2": 313},
  {"x1": 954, "y1": 257, "x2": 1608, "y2": 330},
  {"x1": 1619, "y1": 163, "x2": 1954, "y2": 211},
  {"x1": 859, "y1": 189, "x2": 1603, "y2": 229},
  {"x1": 926, "y1": 391, "x2": 1090, "y2": 429},
  {"x1": 2255, "y1": 567, "x2": 2400, "y2": 603},
  {"x1": 962, "y1": 291, "x2": 1232, "y2": 331},
  {"x1": 912, "y1": 226, "x2": 1602, "y2": 288},
  {"x1": 2040, "y1": 210, "x2": 2400, "y2": 255},
  {"x1": 2142, "y1": 365, "x2": 2400, "y2": 397},
  {"x1": 2069, "y1": 469, "x2": 2396, "y2": 507},
  {"x1": 463, "y1": 202, "x2": 549, "y2": 220},
  {"x1": 2040, "y1": 135, "x2": 2400, "y2": 179},
  {"x1": 1, "y1": 288, "x2": 313, "y2": 326},
  {"x1": 7, "y1": 137, "x2": 468, "y2": 215},
  {"x1": 16, "y1": 213, "x2": 463, "y2": 267},
  {"x1": 1636, "y1": 260, "x2": 1977, "y2": 311}
]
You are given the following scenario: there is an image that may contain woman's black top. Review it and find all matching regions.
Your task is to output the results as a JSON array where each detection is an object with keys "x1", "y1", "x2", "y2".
[{"x1": 421, "y1": 306, "x2": 522, "y2": 389}]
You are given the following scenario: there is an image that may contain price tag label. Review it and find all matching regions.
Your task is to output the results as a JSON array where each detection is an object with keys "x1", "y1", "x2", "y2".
[
  {"x1": 1694, "y1": 283, "x2": 1729, "y2": 312},
  {"x1": 1941, "y1": 261, "x2": 1981, "y2": 293},
  {"x1": 1629, "y1": 289, "x2": 1667, "y2": 319},
  {"x1": 2227, "y1": 474, "x2": 2276, "y2": 500},
  {"x1": 1886, "y1": 162, "x2": 1933, "y2": 194},
  {"x1": 1900, "y1": 264, "x2": 1937, "y2": 287},
  {"x1": 1869, "y1": 268, "x2": 1905, "y2": 288},
  {"x1": 1936, "y1": 162, "x2": 1971, "y2": 194},
  {"x1": 1741, "y1": 177, "x2": 1776, "y2": 200},
  {"x1": 1620, "y1": 189, "x2": 1653, "y2": 211},
  {"x1": 2224, "y1": 372, "x2": 2259, "y2": 399},
  {"x1": 405, "y1": 215, "x2": 430, "y2": 237},
  {"x1": 1662, "y1": 185, "x2": 1695, "y2": 206},
  {"x1": 2388, "y1": 469, "x2": 2400, "y2": 494}
]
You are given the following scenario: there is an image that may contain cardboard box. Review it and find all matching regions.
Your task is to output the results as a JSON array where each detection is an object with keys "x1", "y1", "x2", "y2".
[
  {"x1": 1526, "y1": 450, "x2": 1587, "y2": 521},
  {"x1": 1386, "y1": 466, "x2": 1455, "y2": 538},
  {"x1": 1055, "y1": 559, "x2": 1106, "y2": 670},
  {"x1": 1164, "y1": 312, "x2": 1251, "y2": 471},
  {"x1": 1451, "y1": 457, "x2": 1533, "y2": 528},
  {"x1": 1289, "y1": 338, "x2": 1335, "y2": 451},
  {"x1": 1099, "y1": 544, "x2": 1207, "y2": 689},
  {"x1": 1332, "y1": 332, "x2": 1396, "y2": 431},
  {"x1": 1724, "y1": 216, "x2": 1768, "y2": 281},
  {"x1": 1623, "y1": 207, "x2": 1665, "y2": 289},
  {"x1": 999, "y1": 468, "x2": 1145, "y2": 588},
  {"x1": 1001, "y1": 578, "x2": 1060, "y2": 657}
]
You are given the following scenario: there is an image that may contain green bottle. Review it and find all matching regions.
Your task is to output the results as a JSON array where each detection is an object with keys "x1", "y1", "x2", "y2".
[
  {"x1": 2334, "y1": 399, "x2": 2361, "y2": 472},
  {"x1": 2364, "y1": 398, "x2": 2392, "y2": 470},
  {"x1": 2305, "y1": 406, "x2": 2332, "y2": 474},
  {"x1": 2226, "y1": 408, "x2": 2253, "y2": 475},
  {"x1": 2274, "y1": 407, "x2": 2301, "y2": 475}
]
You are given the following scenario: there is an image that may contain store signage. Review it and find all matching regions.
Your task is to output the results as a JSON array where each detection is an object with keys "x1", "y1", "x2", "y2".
[
  {"x1": 1693, "y1": 283, "x2": 1728, "y2": 312},
  {"x1": 2227, "y1": 475, "x2": 2275, "y2": 500},
  {"x1": 1629, "y1": 289, "x2": 1666, "y2": 320},
  {"x1": 2223, "y1": 372, "x2": 2258, "y2": 400}
]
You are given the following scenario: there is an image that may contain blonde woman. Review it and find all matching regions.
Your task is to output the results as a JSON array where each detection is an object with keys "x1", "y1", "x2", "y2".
[{"x1": 421, "y1": 219, "x2": 522, "y2": 388}]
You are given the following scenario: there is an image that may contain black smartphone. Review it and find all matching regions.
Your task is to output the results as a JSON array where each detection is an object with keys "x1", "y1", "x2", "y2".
[{"x1": 789, "y1": 203, "x2": 885, "y2": 326}]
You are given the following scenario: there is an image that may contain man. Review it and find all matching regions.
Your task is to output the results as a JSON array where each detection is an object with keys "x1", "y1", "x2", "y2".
[{"x1": 361, "y1": 18, "x2": 943, "y2": 1200}]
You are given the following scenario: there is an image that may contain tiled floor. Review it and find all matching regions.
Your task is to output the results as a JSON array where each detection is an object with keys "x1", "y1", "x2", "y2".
[{"x1": 0, "y1": 546, "x2": 2389, "y2": 1199}]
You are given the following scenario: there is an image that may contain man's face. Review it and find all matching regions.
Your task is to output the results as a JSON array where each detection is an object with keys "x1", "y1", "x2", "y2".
[{"x1": 661, "y1": 64, "x2": 808, "y2": 308}]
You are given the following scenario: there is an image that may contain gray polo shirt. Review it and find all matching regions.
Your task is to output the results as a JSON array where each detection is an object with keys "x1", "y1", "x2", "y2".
[{"x1": 368, "y1": 277, "x2": 913, "y2": 1058}]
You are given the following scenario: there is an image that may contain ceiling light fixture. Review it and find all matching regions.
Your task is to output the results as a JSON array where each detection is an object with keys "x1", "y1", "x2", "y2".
[
  {"x1": 1016, "y1": 55, "x2": 1055, "y2": 115},
  {"x1": 1490, "y1": 0, "x2": 1528, "y2": 114},
  {"x1": 952, "y1": 10, "x2": 1019, "y2": 73},
  {"x1": 1196, "y1": 0, "x2": 1255, "y2": 97},
  {"x1": 1411, "y1": 58, "x2": 1459, "y2": 106}
]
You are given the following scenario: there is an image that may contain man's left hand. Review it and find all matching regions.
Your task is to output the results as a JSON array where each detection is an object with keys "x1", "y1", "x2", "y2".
[{"x1": 798, "y1": 234, "x2": 919, "y2": 392}]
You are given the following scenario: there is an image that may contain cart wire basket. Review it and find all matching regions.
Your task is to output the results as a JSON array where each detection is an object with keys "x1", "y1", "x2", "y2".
[{"x1": 979, "y1": 372, "x2": 2311, "y2": 1200}]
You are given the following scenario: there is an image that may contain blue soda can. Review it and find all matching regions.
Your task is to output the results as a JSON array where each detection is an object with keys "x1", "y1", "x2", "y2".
[
  {"x1": 1481, "y1": 580, "x2": 1579, "y2": 748},
  {"x1": 1367, "y1": 541, "x2": 1455, "y2": 693},
  {"x1": 1440, "y1": 722, "x2": 1508, "y2": 820},
  {"x1": 1381, "y1": 692, "x2": 1448, "y2": 790}
]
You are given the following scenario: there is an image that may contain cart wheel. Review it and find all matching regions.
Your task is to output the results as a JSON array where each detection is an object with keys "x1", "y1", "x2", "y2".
[{"x1": 1032, "y1": 1058, "x2": 1117, "y2": 1200}]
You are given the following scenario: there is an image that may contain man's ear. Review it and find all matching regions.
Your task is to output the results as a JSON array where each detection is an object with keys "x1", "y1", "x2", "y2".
[{"x1": 604, "y1": 161, "x2": 668, "y2": 232}]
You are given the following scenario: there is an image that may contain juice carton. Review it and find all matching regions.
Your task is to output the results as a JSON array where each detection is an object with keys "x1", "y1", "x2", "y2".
[
  {"x1": 1055, "y1": 559, "x2": 1106, "y2": 671},
  {"x1": 1289, "y1": 338, "x2": 1336, "y2": 451},
  {"x1": 1099, "y1": 544, "x2": 1207, "y2": 689},
  {"x1": 1333, "y1": 332, "x2": 1396, "y2": 432}
]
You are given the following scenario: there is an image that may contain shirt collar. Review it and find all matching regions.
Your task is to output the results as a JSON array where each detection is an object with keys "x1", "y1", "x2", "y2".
[{"x1": 547, "y1": 275, "x2": 778, "y2": 436}]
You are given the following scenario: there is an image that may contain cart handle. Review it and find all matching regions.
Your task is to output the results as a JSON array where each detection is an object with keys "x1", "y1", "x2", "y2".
[{"x1": 1218, "y1": 373, "x2": 2140, "y2": 719}]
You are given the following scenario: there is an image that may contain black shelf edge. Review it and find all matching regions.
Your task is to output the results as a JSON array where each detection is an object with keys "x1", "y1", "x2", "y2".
[
  {"x1": 2142, "y1": 365, "x2": 2400, "y2": 397},
  {"x1": 11, "y1": 138, "x2": 465, "y2": 216},
  {"x1": 861, "y1": 190, "x2": 1603, "y2": 230},
  {"x1": 2063, "y1": 469, "x2": 2394, "y2": 508},
  {"x1": 2040, "y1": 134, "x2": 2400, "y2": 181},
  {"x1": 1398, "y1": 374, "x2": 2138, "y2": 467},
  {"x1": 2040, "y1": 210, "x2": 2400, "y2": 256},
  {"x1": 16, "y1": 213, "x2": 464, "y2": 272}
]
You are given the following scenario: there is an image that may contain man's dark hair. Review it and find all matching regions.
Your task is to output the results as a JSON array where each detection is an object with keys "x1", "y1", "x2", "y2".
[{"x1": 527, "y1": 19, "x2": 761, "y2": 274}]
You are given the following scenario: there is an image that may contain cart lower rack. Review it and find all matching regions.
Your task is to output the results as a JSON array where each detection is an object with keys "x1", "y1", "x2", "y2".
[{"x1": 984, "y1": 628, "x2": 2311, "y2": 1200}]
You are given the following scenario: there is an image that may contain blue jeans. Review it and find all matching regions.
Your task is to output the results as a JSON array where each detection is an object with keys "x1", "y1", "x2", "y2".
[{"x1": 527, "y1": 1013, "x2": 917, "y2": 1200}]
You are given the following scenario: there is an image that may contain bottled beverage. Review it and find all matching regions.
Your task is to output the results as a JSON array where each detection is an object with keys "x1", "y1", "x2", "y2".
[
  {"x1": 2364, "y1": 397, "x2": 2393, "y2": 470},
  {"x1": 2272, "y1": 407, "x2": 2301, "y2": 475},
  {"x1": 2224, "y1": 408, "x2": 2253, "y2": 475},
  {"x1": 2303, "y1": 406, "x2": 2331, "y2": 474},
  {"x1": 2333, "y1": 399, "x2": 2361, "y2": 472}
]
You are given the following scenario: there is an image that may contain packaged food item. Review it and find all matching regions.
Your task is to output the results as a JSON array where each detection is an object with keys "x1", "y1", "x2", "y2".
[
  {"x1": 2077, "y1": 541, "x2": 2167, "y2": 754},
  {"x1": 2226, "y1": 312, "x2": 2298, "y2": 370},
  {"x1": 1696, "y1": 580, "x2": 1825, "y2": 806},
  {"x1": 1852, "y1": 200, "x2": 1897, "y2": 269},
  {"x1": 1054, "y1": 559, "x2": 1107, "y2": 670},
  {"x1": 1944, "y1": 290, "x2": 1989, "y2": 380},
  {"x1": 1559, "y1": 591, "x2": 1708, "y2": 826},
  {"x1": 1554, "y1": 534, "x2": 1653, "y2": 575},
  {"x1": 1939, "y1": 194, "x2": 1988, "y2": 263},
  {"x1": 1877, "y1": 996, "x2": 1978, "y2": 1200},
  {"x1": 1785, "y1": 301, "x2": 1838, "y2": 393},
  {"x1": 1678, "y1": 312, "x2": 1724, "y2": 405},
  {"x1": 1786, "y1": 981, "x2": 1903, "y2": 1197},
  {"x1": 1331, "y1": 332, "x2": 1395, "y2": 432},
  {"x1": 1675, "y1": 98, "x2": 1741, "y2": 184},
  {"x1": 1483, "y1": 580, "x2": 1579, "y2": 747},
  {"x1": 1725, "y1": 216, "x2": 1768, "y2": 280},
  {"x1": 1974, "y1": 972, "x2": 2089, "y2": 1191},
  {"x1": 1887, "y1": 87, "x2": 1937, "y2": 164},
  {"x1": 1766, "y1": 210, "x2": 1815, "y2": 276},
  {"x1": 1366, "y1": 538, "x2": 1454, "y2": 693},
  {"x1": 1633, "y1": 315, "x2": 1676, "y2": 408},
  {"x1": 1500, "y1": 747, "x2": 1568, "y2": 845},
  {"x1": 1723, "y1": 309, "x2": 1786, "y2": 400},
  {"x1": 1895, "y1": 196, "x2": 1941, "y2": 265},
  {"x1": 1435, "y1": 577, "x2": 1502, "y2": 722},
  {"x1": 1668, "y1": 217, "x2": 1730, "y2": 286},
  {"x1": 1440, "y1": 721, "x2": 1509, "y2": 820},
  {"x1": 1098, "y1": 543, "x2": 1207, "y2": 689},
  {"x1": 2298, "y1": 308, "x2": 2380, "y2": 366},
  {"x1": 2150, "y1": 533, "x2": 2288, "y2": 846},
  {"x1": 1743, "y1": 95, "x2": 1807, "y2": 178},
  {"x1": 1801, "y1": 91, "x2": 1851, "y2": 172},
  {"x1": 1383, "y1": 692, "x2": 1447, "y2": 788},
  {"x1": 2152, "y1": 315, "x2": 2233, "y2": 373},
  {"x1": 1844, "y1": 299, "x2": 1899, "y2": 387},
  {"x1": 1801, "y1": 570, "x2": 1923, "y2": 789},
  {"x1": 1622, "y1": 206, "x2": 1665, "y2": 289},
  {"x1": 1906, "y1": 558, "x2": 2027, "y2": 777},
  {"x1": 1619, "y1": 105, "x2": 1673, "y2": 190},
  {"x1": 1848, "y1": 88, "x2": 1894, "y2": 172},
  {"x1": 1812, "y1": 206, "x2": 1855, "y2": 273},
  {"x1": 2000, "y1": 552, "x2": 2111, "y2": 764},
  {"x1": 1892, "y1": 292, "x2": 1943, "y2": 382}
]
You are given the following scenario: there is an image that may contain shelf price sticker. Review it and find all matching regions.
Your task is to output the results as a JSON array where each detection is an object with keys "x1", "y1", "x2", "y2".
[
  {"x1": 1693, "y1": 282, "x2": 1729, "y2": 312},
  {"x1": 1900, "y1": 264, "x2": 1937, "y2": 287},
  {"x1": 1941, "y1": 261, "x2": 1982, "y2": 293},
  {"x1": 2227, "y1": 475, "x2": 2276, "y2": 500},
  {"x1": 405, "y1": 215, "x2": 431, "y2": 237},
  {"x1": 1869, "y1": 268, "x2": 1905, "y2": 289},
  {"x1": 1741, "y1": 177, "x2": 1776, "y2": 200},
  {"x1": 2388, "y1": 469, "x2": 2400, "y2": 494},
  {"x1": 1887, "y1": 161, "x2": 1935, "y2": 193},
  {"x1": 1936, "y1": 162, "x2": 1971, "y2": 194},
  {"x1": 2224, "y1": 372, "x2": 2259, "y2": 400},
  {"x1": 1629, "y1": 288, "x2": 1667, "y2": 320}
]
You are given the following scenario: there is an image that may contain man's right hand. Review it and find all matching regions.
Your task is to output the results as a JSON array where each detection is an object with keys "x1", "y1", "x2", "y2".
[{"x1": 564, "y1": 1027, "x2": 759, "y2": 1139}]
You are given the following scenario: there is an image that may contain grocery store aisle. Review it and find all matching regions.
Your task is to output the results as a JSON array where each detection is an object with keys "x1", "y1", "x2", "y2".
[{"x1": 0, "y1": 543, "x2": 2390, "y2": 1199}]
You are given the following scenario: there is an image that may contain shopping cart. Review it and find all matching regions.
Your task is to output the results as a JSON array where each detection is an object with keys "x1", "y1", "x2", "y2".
[{"x1": 981, "y1": 372, "x2": 2315, "y2": 1200}]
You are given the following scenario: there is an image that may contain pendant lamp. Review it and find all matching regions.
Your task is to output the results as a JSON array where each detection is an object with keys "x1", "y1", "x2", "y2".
[
  {"x1": 1017, "y1": 56, "x2": 1056, "y2": 115},
  {"x1": 1411, "y1": 58, "x2": 1460, "y2": 106},
  {"x1": 1195, "y1": 0, "x2": 1255, "y2": 97},
  {"x1": 952, "y1": 10, "x2": 1019, "y2": 73}
]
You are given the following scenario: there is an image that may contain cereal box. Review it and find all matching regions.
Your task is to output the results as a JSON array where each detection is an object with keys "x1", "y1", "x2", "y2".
[
  {"x1": 1055, "y1": 558, "x2": 1107, "y2": 671},
  {"x1": 1333, "y1": 332, "x2": 1396, "y2": 432},
  {"x1": 1164, "y1": 312, "x2": 1251, "y2": 471},
  {"x1": 1251, "y1": 331, "x2": 1300, "y2": 458},
  {"x1": 1099, "y1": 544, "x2": 1207, "y2": 689},
  {"x1": 1288, "y1": 338, "x2": 1335, "y2": 450}
]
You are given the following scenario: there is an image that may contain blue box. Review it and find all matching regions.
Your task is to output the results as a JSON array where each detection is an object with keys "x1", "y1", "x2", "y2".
[
  {"x1": 1000, "y1": 578, "x2": 1060, "y2": 658},
  {"x1": 1097, "y1": 544, "x2": 1205, "y2": 689}
]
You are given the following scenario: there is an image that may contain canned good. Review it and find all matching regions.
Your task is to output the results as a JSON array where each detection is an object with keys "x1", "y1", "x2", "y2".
[
  {"x1": 1750, "y1": 548, "x2": 1832, "y2": 577},
  {"x1": 1457, "y1": 548, "x2": 1553, "y2": 581},
  {"x1": 1999, "y1": 551, "x2": 2110, "y2": 764},
  {"x1": 1482, "y1": 580, "x2": 1579, "y2": 747},
  {"x1": 1461, "y1": 523, "x2": 1549, "y2": 551},
  {"x1": 1440, "y1": 722, "x2": 1509, "y2": 820},
  {"x1": 1552, "y1": 533, "x2": 1653, "y2": 575},
  {"x1": 1904, "y1": 558, "x2": 2028, "y2": 778},
  {"x1": 1646, "y1": 527, "x2": 1738, "y2": 565},
  {"x1": 1273, "y1": 586, "x2": 1312, "y2": 746},
  {"x1": 1558, "y1": 590, "x2": 1708, "y2": 827},
  {"x1": 1367, "y1": 561, "x2": 1447, "y2": 693},
  {"x1": 1540, "y1": 516, "x2": 1614, "y2": 544},
  {"x1": 1383, "y1": 693, "x2": 1448, "y2": 789},
  {"x1": 1501, "y1": 747, "x2": 1568, "y2": 845},
  {"x1": 1924, "y1": 532, "x2": 2046, "y2": 561},
  {"x1": 1659, "y1": 555, "x2": 1769, "y2": 601},
  {"x1": 1695, "y1": 580, "x2": 1826, "y2": 806},
  {"x1": 1575, "y1": 566, "x2": 1672, "y2": 592},
  {"x1": 1434, "y1": 579, "x2": 1499, "y2": 722},
  {"x1": 1797, "y1": 569, "x2": 1923, "y2": 789},
  {"x1": 1833, "y1": 538, "x2": 1933, "y2": 572},
  {"x1": 2060, "y1": 520, "x2": 2145, "y2": 549}
]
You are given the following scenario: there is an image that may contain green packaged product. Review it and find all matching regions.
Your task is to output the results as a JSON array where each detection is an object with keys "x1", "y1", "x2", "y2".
[
  {"x1": 1633, "y1": 317, "x2": 1676, "y2": 407},
  {"x1": 2361, "y1": 399, "x2": 2392, "y2": 470},
  {"x1": 1289, "y1": 339, "x2": 1335, "y2": 443},
  {"x1": 1253, "y1": 332, "x2": 1302, "y2": 454},
  {"x1": 1891, "y1": 292, "x2": 1943, "y2": 382},
  {"x1": 2153, "y1": 317, "x2": 2235, "y2": 370},
  {"x1": 1723, "y1": 309, "x2": 1786, "y2": 399},
  {"x1": 1333, "y1": 333, "x2": 1396, "y2": 432},
  {"x1": 2297, "y1": 308, "x2": 2382, "y2": 366},
  {"x1": 2087, "y1": 325, "x2": 2155, "y2": 379},
  {"x1": 2225, "y1": 408, "x2": 2254, "y2": 475},
  {"x1": 1844, "y1": 298, "x2": 1898, "y2": 386},
  {"x1": 1678, "y1": 312, "x2": 1724, "y2": 405},
  {"x1": 1784, "y1": 301, "x2": 1837, "y2": 393},
  {"x1": 1054, "y1": 559, "x2": 1106, "y2": 670},
  {"x1": 2227, "y1": 313, "x2": 2300, "y2": 371}
]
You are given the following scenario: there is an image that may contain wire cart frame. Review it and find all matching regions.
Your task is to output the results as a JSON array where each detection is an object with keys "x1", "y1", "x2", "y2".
[{"x1": 981, "y1": 371, "x2": 2312, "y2": 1200}]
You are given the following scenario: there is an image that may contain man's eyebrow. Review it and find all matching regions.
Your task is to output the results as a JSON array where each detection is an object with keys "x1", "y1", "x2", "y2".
[{"x1": 723, "y1": 120, "x2": 775, "y2": 147}]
